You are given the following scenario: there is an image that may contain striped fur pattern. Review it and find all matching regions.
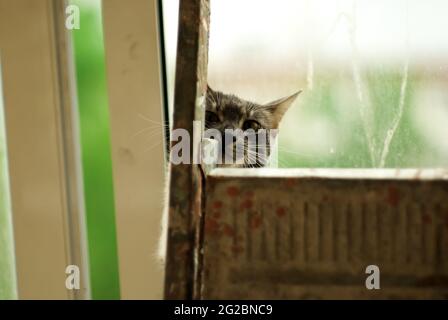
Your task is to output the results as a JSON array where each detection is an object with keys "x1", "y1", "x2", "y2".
[{"x1": 205, "y1": 86, "x2": 301, "y2": 168}]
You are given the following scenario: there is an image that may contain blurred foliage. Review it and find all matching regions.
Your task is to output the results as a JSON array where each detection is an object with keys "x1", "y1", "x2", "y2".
[
  {"x1": 71, "y1": 0, "x2": 120, "y2": 299},
  {"x1": 279, "y1": 68, "x2": 446, "y2": 168},
  {"x1": 0, "y1": 64, "x2": 17, "y2": 300}
]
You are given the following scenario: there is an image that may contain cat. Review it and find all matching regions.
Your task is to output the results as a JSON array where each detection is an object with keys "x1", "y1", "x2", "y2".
[
  {"x1": 205, "y1": 86, "x2": 300, "y2": 168},
  {"x1": 157, "y1": 86, "x2": 301, "y2": 263}
]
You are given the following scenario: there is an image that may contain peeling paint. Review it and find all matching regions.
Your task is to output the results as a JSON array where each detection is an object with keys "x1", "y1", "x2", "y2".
[
  {"x1": 226, "y1": 186, "x2": 239, "y2": 197},
  {"x1": 202, "y1": 173, "x2": 448, "y2": 299},
  {"x1": 387, "y1": 186, "x2": 400, "y2": 207}
]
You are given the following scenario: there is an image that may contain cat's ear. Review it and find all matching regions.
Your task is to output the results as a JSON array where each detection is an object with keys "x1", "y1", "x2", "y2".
[
  {"x1": 206, "y1": 85, "x2": 218, "y2": 108},
  {"x1": 264, "y1": 90, "x2": 302, "y2": 123},
  {"x1": 207, "y1": 84, "x2": 215, "y2": 95}
]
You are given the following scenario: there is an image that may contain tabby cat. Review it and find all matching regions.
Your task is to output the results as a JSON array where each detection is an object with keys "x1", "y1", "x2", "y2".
[{"x1": 158, "y1": 86, "x2": 301, "y2": 263}]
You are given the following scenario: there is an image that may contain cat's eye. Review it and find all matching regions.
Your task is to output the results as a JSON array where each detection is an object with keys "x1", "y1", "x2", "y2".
[
  {"x1": 205, "y1": 111, "x2": 219, "y2": 124},
  {"x1": 242, "y1": 120, "x2": 261, "y2": 131}
]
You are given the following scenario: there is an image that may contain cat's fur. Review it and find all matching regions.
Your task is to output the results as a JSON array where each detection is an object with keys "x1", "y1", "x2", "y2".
[
  {"x1": 157, "y1": 86, "x2": 301, "y2": 263},
  {"x1": 205, "y1": 86, "x2": 300, "y2": 168}
]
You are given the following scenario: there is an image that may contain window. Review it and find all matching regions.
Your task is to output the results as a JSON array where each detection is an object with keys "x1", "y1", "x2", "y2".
[
  {"x1": 163, "y1": 0, "x2": 448, "y2": 168},
  {"x1": 1, "y1": 0, "x2": 166, "y2": 300}
]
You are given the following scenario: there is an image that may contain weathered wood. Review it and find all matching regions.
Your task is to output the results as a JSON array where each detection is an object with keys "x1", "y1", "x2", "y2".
[
  {"x1": 164, "y1": 0, "x2": 210, "y2": 299},
  {"x1": 201, "y1": 168, "x2": 448, "y2": 299}
]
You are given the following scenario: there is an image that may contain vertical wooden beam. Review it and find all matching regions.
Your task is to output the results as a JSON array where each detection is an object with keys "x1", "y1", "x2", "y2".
[
  {"x1": 165, "y1": 0, "x2": 210, "y2": 299},
  {"x1": 102, "y1": 0, "x2": 166, "y2": 299},
  {"x1": 0, "y1": 0, "x2": 89, "y2": 299}
]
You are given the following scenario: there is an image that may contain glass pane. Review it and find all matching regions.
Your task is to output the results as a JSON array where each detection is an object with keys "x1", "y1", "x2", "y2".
[
  {"x1": 161, "y1": 0, "x2": 179, "y2": 121},
  {"x1": 0, "y1": 61, "x2": 18, "y2": 299},
  {"x1": 163, "y1": 0, "x2": 448, "y2": 168}
]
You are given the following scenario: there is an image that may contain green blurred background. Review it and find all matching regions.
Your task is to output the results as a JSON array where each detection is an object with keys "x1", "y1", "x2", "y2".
[
  {"x1": 70, "y1": 0, "x2": 120, "y2": 299},
  {"x1": 164, "y1": 0, "x2": 448, "y2": 169},
  {"x1": 0, "y1": 61, "x2": 17, "y2": 300}
]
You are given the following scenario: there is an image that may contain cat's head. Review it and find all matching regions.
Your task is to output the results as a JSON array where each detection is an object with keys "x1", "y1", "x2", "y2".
[{"x1": 205, "y1": 86, "x2": 301, "y2": 168}]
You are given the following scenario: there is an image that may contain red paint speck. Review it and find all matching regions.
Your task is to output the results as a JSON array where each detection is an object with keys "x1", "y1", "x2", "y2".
[
  {"x1": 250, "y1": 215, "x2": 262, "y2": 229},
  {"x1": 222, "y1": 223, "x2": 235, "y2": 237},
  {"x1": 231, "y1": 245, "x2": 244, "y2": 255},
  {"x1": 422, "y1": 214, "x2": 432, "y2": 225},
  {"x1": 213, "y1": 201, "x2": 223, "y2": 209},
  {"x1": 205, "y1": 219, "x2": 219, "y2": 235},
  {"x1": 227, "y1": 186, "x2": 239, "y2": 197},
  {"x1": 240, "y1": 199, "x2": 253, "y2": 210},
  {"x1": 387, "y1": 186, "x2": 400, "y2": 207},
  {"x1": 276, "y1": 207, "x2": 286, "y2": 218},
  {"x1": 285, "y1": 179, "x2": 296, "y2": 188}
]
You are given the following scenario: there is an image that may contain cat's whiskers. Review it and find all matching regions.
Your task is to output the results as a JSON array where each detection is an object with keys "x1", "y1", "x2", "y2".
[
  {"x1": 143, "y1": 139, "x2": 164, "y2": 154},
  {"x1": 132, "y1": 124, "x2": 168, "y2": 139},
  {"x1": 138, "y1": 113, "x2": 169, "y2": 126},
  {"x1": 243, "y1": 146, "x2": 269, "y2": 167}
]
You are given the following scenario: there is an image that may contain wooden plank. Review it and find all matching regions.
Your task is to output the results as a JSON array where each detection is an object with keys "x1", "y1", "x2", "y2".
[
  {"x1": 350, "y1": 201, "x2": 363, "y2": 265},
  {"x1": 295, "y1": 200, "x2": 306, "y2": 263},
  {"x1": 378, "y1": 202, "x2": 392, "y2": 264},
  {"x1": 409, "y1": 203, "x2": 423, "y2": 267},
  {"x1": 208, "y1": 168, "x2": 448, "y2": 180},
  {"x1": 306, "y1": 202, "x2": 319, "y2": 263},
  {"x1": 248, "y1": 196, "x2": 263, "y2": 261},
  {"x1": 0, "y1": 0, "x2": 89, "y2": 299},
  {"x1": 364, "y1": 201, "x2": 378, "y2": 263},
  {"x1": 102, "y1": 0, "x2": 166, "y2": 299},
  {"x1": 422, "y1": 203, "x2": 436, "y2": 266},
  {"x1": 164, "y1": 0, "x2": 210, "y2": 299},
  {"x1": 320, "y1": 203, "x2": 334, "y2": 263},
  {"x1": 201, "y1": 169, "x2": 448, "y2": 299},
  {"x1": 277, "y1": 198, "x2": 290, "y2": 262}
]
